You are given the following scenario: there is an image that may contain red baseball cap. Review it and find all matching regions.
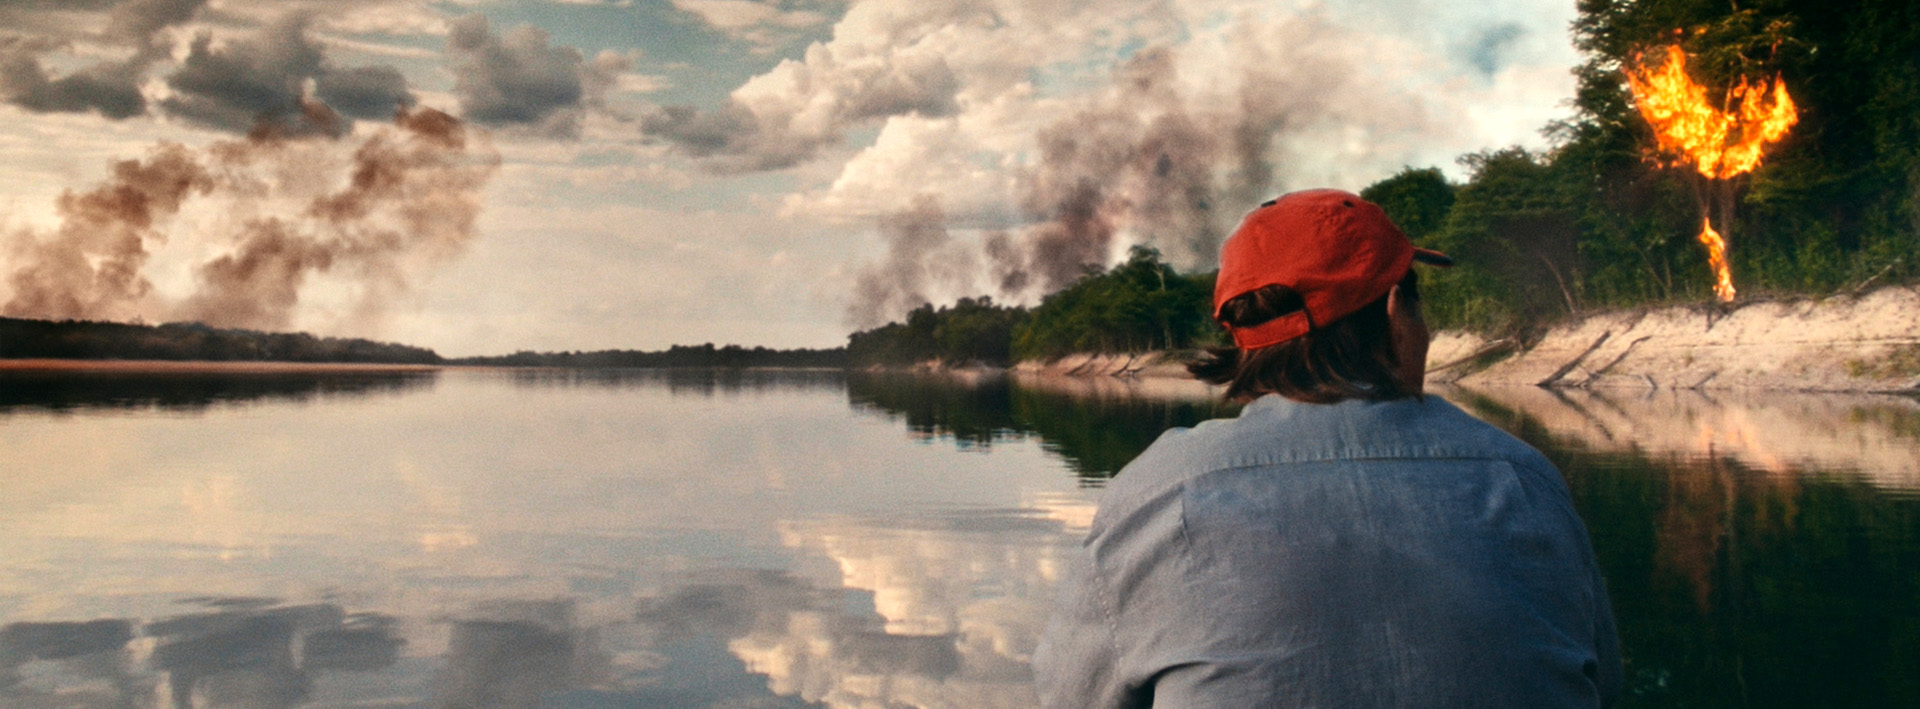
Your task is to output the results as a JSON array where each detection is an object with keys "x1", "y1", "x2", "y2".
[{"x1": 1214, "y1": 189, "x2": 1452, "y2": 350}]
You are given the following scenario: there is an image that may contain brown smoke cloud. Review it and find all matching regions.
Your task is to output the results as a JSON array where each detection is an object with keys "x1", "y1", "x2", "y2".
[
  {"x1": 844, "y1": 50, "x2": 1219, "y2": 325},
  {"x1": 997, "y1": 49, "x2": 1220, "y2": 297},
  {"x1": 3, "y1": 106, "x2": 500, "y2": 333},
  {"x1": 847, "y1": 14, "x2": 1379, "y2": 325},
  {"x1": 2, "y1": 143, "x2": 214, "y2": 322},
  {"x1": 846, "y1": 195, "x2": 979, "y2": 329},
  {"x1": 987, "y1": 43, "x2": 1326, "y2": 299},
  {"x1": 840, "y1": 49, "x2": 1232, "y2": 325}
]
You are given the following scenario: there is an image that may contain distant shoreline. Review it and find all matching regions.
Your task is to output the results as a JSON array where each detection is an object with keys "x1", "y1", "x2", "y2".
[
  {"x1": 875, "y1": 287, "x2": 1920, "y2": 395},
  {"x1": 10, "y1": 286, "x2": 1917, "y2": 393},
  {"x1": 0, "y1": 359, "x2": 441, "y2": 373}
]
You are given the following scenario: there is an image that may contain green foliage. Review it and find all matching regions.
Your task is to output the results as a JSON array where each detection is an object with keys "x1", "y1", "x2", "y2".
[
  {"x1": 1424, "y1": 148, "x2": 1584, "y2": 331},
  {"x1": 0, "y1": 317, "x2": 442, "y2": 363},
  {"x1": 1576, "y1": 0, "x2": 1920, "y2": 292},
  {"x1": 843, "y1": 247, "x2": 1219, "y2": 366},
  {"x1": 1361, "y1": 166, "x2": 1456, "y2": 241},
  {"x1": 456, "y1": 343, "x2": 846, "y2": 368},
  {"x1": 1011, "y1": 246, "x2": 1217, "y2": 360},
  {"x1": 846, "y1": 296, "x2": 1028, "y2": 366},
  {"x1": 1373, "y1": 0, "x2": 1920, "y2": 336}
]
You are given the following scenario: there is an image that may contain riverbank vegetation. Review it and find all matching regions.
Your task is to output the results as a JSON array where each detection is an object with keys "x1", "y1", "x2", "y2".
[
  {"x1": 0, "y1": 317, "x2": 442, "y2": 364},
  {"x1": 0, "y1": 316, "x2": 848, "y2": 368},
  {"x1": 846, "y1": 247, "x2": 1220, "y2": 367},
  {"x1": 453, "y1": 343, "x2": 846, "y2": 368}
]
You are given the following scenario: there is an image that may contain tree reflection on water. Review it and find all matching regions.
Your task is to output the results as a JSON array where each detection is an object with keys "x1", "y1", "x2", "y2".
[
  {"x1": 845, "y1": 370, "x2": 1238, "y2": 480},
  {"x1": 500, "y1": 367, "x2": 848, "y2": 397},
  {"x1": 0, "y1": 368, "x2": 435, "y2": 413},
  {"x1": 1447, "y1": 387, "x2": 1920, "y2": 708}
]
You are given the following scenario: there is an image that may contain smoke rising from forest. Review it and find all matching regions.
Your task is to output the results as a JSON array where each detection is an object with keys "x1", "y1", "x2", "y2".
[
  {"x1": 3, "y1": 107, "x2": 500, "y2": 333},
  {"x1": 846, "y1": 195, "x2": 978, "y2": 330},
  {"x1": 846, "y1": 14, "x2": 1400, "y2": 328}
]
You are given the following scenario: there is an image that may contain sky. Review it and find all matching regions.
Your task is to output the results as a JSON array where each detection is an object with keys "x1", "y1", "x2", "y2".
[{"x1": 0, "y1": 0, "x2": 1583, "y2": 356}]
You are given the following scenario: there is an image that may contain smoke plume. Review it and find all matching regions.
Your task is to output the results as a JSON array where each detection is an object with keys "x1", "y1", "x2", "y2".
[
  {"x1": 842, "y1": 48, "x2": 1224, "y2": 324},
  {"x1": 846, "y1": 195, "x2": 978, "y2": 329},
  {"x1": 990, "y1": 37, "x2": 1360, "y2": 297},
  {"x1": 3, "y1": 143, "x2": 214, "y2": 322},
  {"x1": 4, "y1": 106, "x2": 500, "y2": 333},
  {"x1": 845, "y1": 10, "x2": 1398, "y2": 324}
]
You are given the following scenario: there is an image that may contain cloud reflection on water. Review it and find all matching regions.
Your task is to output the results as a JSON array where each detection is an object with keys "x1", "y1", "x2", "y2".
[
  {"x1": 0, "y1": 497, "x2": 1089, "y2": 707},
  {"x1": 434, "y1": 600, "x2": 607, "y2": 709},
  {"x1": 1, "y1": 600, "x2": 410, "y2": 708},
  {"x1": 741, "y1": 502, "x2": 1094, "y2": 708}
]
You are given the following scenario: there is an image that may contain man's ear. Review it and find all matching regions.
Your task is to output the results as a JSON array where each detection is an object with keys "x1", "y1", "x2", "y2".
[
  {"x1": 1385, "y1": 285, "x2": 1417, "y2": 323},
  {"x1": 1385, "y1": 283, "x2": 1430, "y2": 393}
]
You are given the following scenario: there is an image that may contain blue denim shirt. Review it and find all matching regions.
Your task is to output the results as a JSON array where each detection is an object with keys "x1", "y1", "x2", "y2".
[{"x1": 1034, "y1": 394, "x2": 1622, "y2": 708}]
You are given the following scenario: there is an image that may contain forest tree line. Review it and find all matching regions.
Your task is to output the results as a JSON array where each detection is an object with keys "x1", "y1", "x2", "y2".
[
  {"x1": 0, "y1": 316, "x2": 849, "y2": 368},
  {"x1": 847, "y1": 0, "x2": 1920, "y2": 364},
  {"x1": 845, "y1": 246, "x2": 1220, "y2": 367},
  {"x1": 0, "y1": 317, "x2": 443, "y2": 363},
  {"x1": 452, "y1": 343, "x2": 847, "y2": 368}
]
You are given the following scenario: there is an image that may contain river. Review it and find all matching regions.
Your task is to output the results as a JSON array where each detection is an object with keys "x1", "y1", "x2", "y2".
[{"x1": 1, "y1": 366, "x2": 1915, "y2": 707}]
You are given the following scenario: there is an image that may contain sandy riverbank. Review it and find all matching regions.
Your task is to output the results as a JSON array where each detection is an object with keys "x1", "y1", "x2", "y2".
[
  {"x1": 994, "y1": 285, "x2": 1920, "y2": 393},
  {"x1": 1429, "y1": 285, "x2": 1920, "y2": 393},
  {"x1": 1008, "y1": 351, "x2": 1193, "y2": 378}
]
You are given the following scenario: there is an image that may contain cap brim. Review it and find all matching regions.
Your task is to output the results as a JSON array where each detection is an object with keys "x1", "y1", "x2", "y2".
[{"x1": 1412, "y1": 247, "x2": 1454, "y2": 267}]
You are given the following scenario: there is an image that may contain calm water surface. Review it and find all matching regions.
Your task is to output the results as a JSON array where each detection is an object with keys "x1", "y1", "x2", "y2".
[{"x1": 2, "y1": 367, "x2": 1916, "y2": 708}]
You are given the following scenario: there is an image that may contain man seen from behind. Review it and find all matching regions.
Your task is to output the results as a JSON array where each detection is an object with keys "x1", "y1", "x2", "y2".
[{"x1": 1032, "y1": 189, "x2": 1623, "y2": 708}]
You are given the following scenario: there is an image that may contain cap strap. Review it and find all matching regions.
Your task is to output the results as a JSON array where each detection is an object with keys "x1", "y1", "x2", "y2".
[{"x1": 1228, "y1": 309, "x2": 1311, "y2": 350}]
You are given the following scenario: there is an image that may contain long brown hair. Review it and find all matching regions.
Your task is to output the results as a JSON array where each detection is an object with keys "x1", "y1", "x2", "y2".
[{"x1": 1188, "y1": 270, "x2": 1419, "y2": 403}]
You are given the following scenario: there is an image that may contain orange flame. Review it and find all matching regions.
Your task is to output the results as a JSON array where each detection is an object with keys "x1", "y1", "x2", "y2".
[
  {"x1": 1697, "y1": 218, "x2": 1735, "y2": 302},
  {"x1": 1626, "y1": 45, "x2": 1798, "y2": 179},
  {"x1": 1626, "y1": 45, "x2": 1797, "y2": 302}
]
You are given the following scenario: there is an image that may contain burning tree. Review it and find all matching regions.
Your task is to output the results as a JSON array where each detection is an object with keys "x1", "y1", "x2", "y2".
[
  {"x1": 1387, "y1": 1, "x2": 1917, "y2": 334},
  {"x1": 1624, "y1": 44, "x2": 1798, "y2": 302}
]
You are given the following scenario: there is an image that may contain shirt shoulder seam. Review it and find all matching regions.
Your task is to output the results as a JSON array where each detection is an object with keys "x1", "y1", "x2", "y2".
[{"x1": 1201, "y1": 452, "x2": 1529, "y2": 474}]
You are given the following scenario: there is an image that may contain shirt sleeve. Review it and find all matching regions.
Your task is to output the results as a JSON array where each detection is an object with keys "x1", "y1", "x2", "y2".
[{"x1": 1032, "y1": 535, "x2": 1148, "y2": 709}]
